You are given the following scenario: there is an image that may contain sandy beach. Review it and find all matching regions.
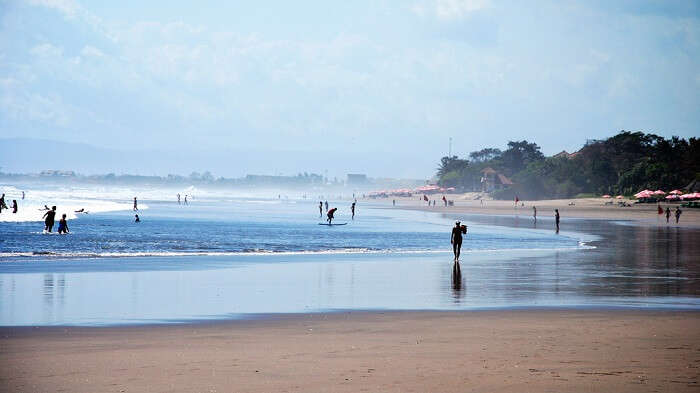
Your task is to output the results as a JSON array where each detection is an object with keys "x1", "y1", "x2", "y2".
[
  {"x1": 389, "y1": 194, "x2": 700, "y2": 226},
  {"x1": 2, "y1": 310, "x2": 698, "y2": 393}
]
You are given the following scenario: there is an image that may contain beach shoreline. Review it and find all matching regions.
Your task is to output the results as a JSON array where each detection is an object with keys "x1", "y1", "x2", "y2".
[
  {"x1": 2, "y1": 310, "x2": 698, "y2": 392},
  {"x1": 379, "y1": 194, "x2": 700, "y2": 227}
]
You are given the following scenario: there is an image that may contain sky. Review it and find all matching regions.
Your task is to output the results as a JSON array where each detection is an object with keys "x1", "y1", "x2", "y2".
[{"x1": 0, "y1": 0, "x2": 699, "y2": 178}]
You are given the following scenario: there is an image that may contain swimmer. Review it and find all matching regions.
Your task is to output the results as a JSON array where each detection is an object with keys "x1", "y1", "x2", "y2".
[{"x1": 57, "y1": 214, "x2": 69, "y2": 234}]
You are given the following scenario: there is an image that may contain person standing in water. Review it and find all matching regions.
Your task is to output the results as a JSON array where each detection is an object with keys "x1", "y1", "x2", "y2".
[
  {"x1": 43, "y1": 206, "x2": 57, "y2": 232},
  {"x1": 184, "y1": 195, "x2": 188, "y2": 205},
  {"x1": 11, "y1": 200, "x2": 17, "y2": 213},
  {"x1": 319, "y1": 201, "x2": 323, "y2": 217},
  {"x1": 133, "y1": 197, "x2": 138, "y2": 211},
  {"x1": 324, "y1": 200, "x2": 328, "y2": 212},
  {"x1": 135, "y1": 214, "x2": 140, "y2": 223},
  {"x1": 22, "y1": 191, "x2": 25, "y2": 200},
  {"x1": 554, "y1": 209, "x2": 560, "y2": 232},
  {"x1": 665, "y1": 207, "x2": 671, "y2": 223},
  {"x1": 351, "y1": 201, "x2": 356, "y2": 220},
  {"x1": 57, "y1": 214, "x2": 69, "y2": 234},
  {"x1": 327, "y1": 207, "x2": 337, "y2": 224},
  {"x1": 177, "y1": 194, "x2": 181, "y2": 205},
  {"x1": 451, "y1": 221, "x2": 465, "y2": 262},
  {"x1": 533, "y1": 206, "x2": 537, "y2": 222},
  {"x1": 0, "y1": 193, "x2": 6, "y2": 213}
]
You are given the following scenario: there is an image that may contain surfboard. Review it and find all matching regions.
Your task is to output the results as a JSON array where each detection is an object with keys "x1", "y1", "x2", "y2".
[{"x1": 318, "y1": 223, "x2": 347, "y2": 226}]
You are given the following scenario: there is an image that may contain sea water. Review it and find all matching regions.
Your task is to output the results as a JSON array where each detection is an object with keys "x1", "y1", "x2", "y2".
[{"x1": 0, "y1": 185, "x2": 697, "y2": 326}]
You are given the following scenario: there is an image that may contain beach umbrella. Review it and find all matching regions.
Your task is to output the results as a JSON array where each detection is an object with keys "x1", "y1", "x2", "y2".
[
  {"x1": 602, "y1": 194, "x2": 611, "y2": 198},
  {"x1": 653, "y1": 190, "x2": 666, "y2": 195},
  {"x1": 665, "y1": 194, "x2": 679, "y2": 200},
  {"x1": 615, "y1": 195, "x2": 623, "y2": 199},
  {"x1": 669, "y1": 189, "x2": 682, "y2": 195},
  {"x1": 634, "y1": 190, "x2": 653, "y2": 198}
]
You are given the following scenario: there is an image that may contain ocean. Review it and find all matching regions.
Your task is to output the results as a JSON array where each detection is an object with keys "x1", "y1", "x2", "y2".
[{"x1": 0, "y1": 185, "x2": 697, "y2": 325}]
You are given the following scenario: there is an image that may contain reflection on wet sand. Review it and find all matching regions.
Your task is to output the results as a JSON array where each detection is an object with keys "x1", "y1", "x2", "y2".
[{"x1": 451, "y1": 261, "x2": 464, "y2": 301}]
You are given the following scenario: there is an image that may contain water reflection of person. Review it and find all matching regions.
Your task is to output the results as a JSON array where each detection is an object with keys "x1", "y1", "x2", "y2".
[{"x1": 451, "y1": 261, "x2": 464, "y2": 299}]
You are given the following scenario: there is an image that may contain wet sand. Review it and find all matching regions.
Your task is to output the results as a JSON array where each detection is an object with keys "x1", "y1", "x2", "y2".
[
  {"x1": 2, "y1": 310, "x2": 699, "y2": 392},
  {"x1": 390, "y1": 195, "x2": 700, "y2": 226}
]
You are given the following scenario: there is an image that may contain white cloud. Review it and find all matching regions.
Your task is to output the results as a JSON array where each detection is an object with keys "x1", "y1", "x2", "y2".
[
  {"x1": 80, "y1": 45, "x2": 104, "y2": 58},
  {"x1": 29, "y1": 43, "x2": 63, "y2": 57},
  {"x1": 435, "y1": 0, "x2": 490, "y2": 20},
  {"x1": 25, "y1": 0, "x2": 80, "y2": 18}
]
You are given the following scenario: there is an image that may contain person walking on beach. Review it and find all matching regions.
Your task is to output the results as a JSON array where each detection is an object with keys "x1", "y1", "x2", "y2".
[
  {"x1": 442, "y1": 195, "x2": 447, "y2": 207},
  {"x1": 554, "y1": 209, "x2": 560, "y2": 232},
  {"x1": 665, "y1": 207, "x2": 671, "y2": 223},
  {"x1": 184, "y1": 195, "x2": 188, "y2": 205},
  {"x1": 351, "y1": 201, "x2": 356, "y2": 220},
  {"x1": 57, "y1": 214, "x2": 69, "y2": 234},
  {"x1": 451, "y1": 221, "x2": 465, "y2": 262},
  {"x1": 11, "y1": 200, "x2": 17, "y2": 213},
  {"x1": 327, "y1": 207, "x2": 337, "y2": 224},
  {"x1": 43, "y1": 206, "x2": 57, "y2": 232},
  {"x1": 133, "y1": 197, "x2": 138, "y2": 211},
  {"x1": 319, "y1": 201, "x2": 323, "y2": 216},
  {"x1": 533, "y1": 206, "x2": 537, "y2": 221},
  {"x1": 675, "y1": 207, "x2": 682, "y2": 224}
]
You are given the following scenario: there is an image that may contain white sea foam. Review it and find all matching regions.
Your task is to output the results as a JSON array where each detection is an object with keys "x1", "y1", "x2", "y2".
[
  {"x1": 0, "y1": 244, "x2": 594, "y2": 260},
  {"x1": 0, "y1": 186, "x2": 145, "y2": 223}
]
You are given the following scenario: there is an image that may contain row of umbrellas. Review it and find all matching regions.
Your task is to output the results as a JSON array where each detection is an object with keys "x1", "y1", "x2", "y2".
[
  {"x1": 601, "y1": 189, "x2": 699, "y2": 200},
  {"x1": 632, "y1": 189, "x2": 699, "y2": 200},
  {"x1": 369, "y1": 185, "x2": 456, "y2": 197}
]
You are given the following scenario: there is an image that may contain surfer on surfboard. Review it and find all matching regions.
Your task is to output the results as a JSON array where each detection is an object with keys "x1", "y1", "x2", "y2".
[{"x1": 327, "y1": 207, "x2": 337, "y2": 224}]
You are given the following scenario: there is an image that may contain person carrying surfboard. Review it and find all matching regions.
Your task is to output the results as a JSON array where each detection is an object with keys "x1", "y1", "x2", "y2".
[
  {"x1": 327, "y1": 207, "x2": 338, "y2": 224},
  {"x1": 451, "y1": 221, "x2": 466, "y2": 262}
]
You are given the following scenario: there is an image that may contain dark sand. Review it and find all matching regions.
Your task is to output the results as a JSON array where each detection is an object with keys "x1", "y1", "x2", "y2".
[{"x1": 2, "y1": 311, "x2": 699, "y2": 392}]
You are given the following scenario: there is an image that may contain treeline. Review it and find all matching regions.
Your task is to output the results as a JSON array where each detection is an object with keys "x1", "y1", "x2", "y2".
[{"x1": 436, "y1": 131, "x2": 700, "y2": 200}]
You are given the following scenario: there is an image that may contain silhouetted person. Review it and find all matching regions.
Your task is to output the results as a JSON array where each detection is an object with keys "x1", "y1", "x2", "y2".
[
  {"x1": 57, "y1": 214, "x2": 69, "y2": 234},
  {"x1": 442, "y1": 195, "x2": 447, "y2": 206},
  {"x1": 184, "y1": 195, "x2": 188, "y2": 205},
  {"x1": 0, "y1": 193, "x2": 6, "y2": 213},
  {"x1": 665, "y1": 207, "x2": 671, "y2": 223},
  {"x1": 22, "y1": 191, "x2": 25, "y2": 200},
  {"x1": 675, "y1": 207, "x2": 682, "y2": 224},
  {"x1": 133, "y1": 197, "x2": 138, "y2": 211},
  {"x1": 533, "y1": 206, "x2": 537, "y2": 221},
  {"x1": 327, "y1": 207, "x2": 337, "y2": 224},
  {"x1": 451, "y1": 221, "x2": 465, "y2": 262},
  {"x1": 177, "y1": 194, "x2": 181, "y2": 204},
  {"x1": 43, "y1": 206, "x2": 57, "y2": 232},
  {"x1": 324, "y1": 200, "x2": 328, "y2": 211},
  {"x1": 75, "y1": 208, "x2": 85, "y2": 213},
  {"x1": 11, "y1": 200, "x2": 17, "y2": 213},
  {"x1": 555, "y1": 209, "x2": 560, "y2": 232},
  {"x1": 319, "y1": 201, "x2": 323, "y2": 216},
  {"x1": 392, "y1": 199, "x2": 396, "y2": 206},
  {"x1": 351, "y1": 201, "x2": 356, "y2": 220},
  {"x1": 135, "y1": 214, "x2": 140, "y2": 223}
]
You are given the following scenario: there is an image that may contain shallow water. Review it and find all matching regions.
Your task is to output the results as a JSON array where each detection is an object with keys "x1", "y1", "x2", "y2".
[{"x1": 1, "y1": 195, "x2": 698, "y2": 326}]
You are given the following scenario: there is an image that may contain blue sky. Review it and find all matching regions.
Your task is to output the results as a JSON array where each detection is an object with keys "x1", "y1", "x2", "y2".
[{"x1": 0, "y1": 0, "x2": 698, "y2": 177}]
